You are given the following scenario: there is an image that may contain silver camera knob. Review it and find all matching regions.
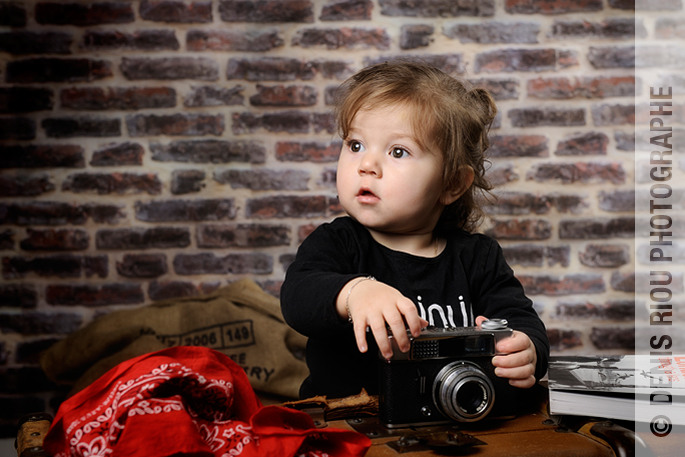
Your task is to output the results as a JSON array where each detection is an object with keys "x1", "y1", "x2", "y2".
[{"x1": 481, "y1": 319, "x2": 508, "y2": 330}]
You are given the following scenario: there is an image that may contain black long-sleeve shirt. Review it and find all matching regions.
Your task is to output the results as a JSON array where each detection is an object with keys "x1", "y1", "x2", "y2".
[{"x1": 281, "y1": 216, "x2": 549, "y2": 399}]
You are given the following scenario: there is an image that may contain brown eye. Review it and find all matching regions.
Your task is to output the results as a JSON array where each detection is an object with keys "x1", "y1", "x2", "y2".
[
  {"x1": 391, "y1": 147, "x2": 408, "y2": 158},
  {"x1": 349, "y1": 141, "x2": 364, "y2": 153}
]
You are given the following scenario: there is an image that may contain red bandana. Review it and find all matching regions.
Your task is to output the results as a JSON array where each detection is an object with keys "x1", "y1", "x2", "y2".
[{"x1": 43, "y1": 346, "x2": 371, "y2": 457}]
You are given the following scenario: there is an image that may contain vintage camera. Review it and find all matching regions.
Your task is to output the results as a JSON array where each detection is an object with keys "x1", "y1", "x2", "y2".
[{"x1": 379, "y1": 319, "x2": 519, "y2": 428}]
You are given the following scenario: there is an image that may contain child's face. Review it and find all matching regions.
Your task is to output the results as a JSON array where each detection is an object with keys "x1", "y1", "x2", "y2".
[{"x1": 336, "y1": 103, "x2": 454, "y2": 236}]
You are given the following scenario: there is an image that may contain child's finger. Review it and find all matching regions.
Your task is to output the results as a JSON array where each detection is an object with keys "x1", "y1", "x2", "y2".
[
  {"x1": 368, "y1": 318, "x2": 393, "y2": 359},
  {"x1": 397, "y1": 298, "x2": 425, "y2": 337},
  {"x1": 475, "y1": 315, "x2": 488, "y2": 328},
  {"x1": 495, "y1": 330, "x2": 532, "y2": 354},
  {"x1": 353, "y1": 321, "x2": 369, "y2": 353}
]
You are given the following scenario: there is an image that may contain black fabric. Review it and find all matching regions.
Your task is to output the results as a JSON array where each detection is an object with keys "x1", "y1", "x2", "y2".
[{"x1": 281, "y1": 216, "x2": 549, "y2": 399}]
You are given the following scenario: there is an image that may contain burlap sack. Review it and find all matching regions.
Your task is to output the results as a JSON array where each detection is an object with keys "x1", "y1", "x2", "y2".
[{"x1": 41, "y1": 279, "x2": 309, "y2": 399}]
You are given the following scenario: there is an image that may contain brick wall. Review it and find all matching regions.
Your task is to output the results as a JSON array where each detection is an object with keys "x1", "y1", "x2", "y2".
[{"x1": 0, "y1": 0, "x2": 654, "y2": 434}]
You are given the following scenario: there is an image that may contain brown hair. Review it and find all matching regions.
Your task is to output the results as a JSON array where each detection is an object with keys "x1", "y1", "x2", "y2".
[{"x1": 334, "y1": 59, "x2": 497, "y2": 232}]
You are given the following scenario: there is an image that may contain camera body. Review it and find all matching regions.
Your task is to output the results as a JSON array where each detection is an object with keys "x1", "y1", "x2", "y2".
[{"x1": 379, "y1": 319, "x2": 519, "y2": 428}]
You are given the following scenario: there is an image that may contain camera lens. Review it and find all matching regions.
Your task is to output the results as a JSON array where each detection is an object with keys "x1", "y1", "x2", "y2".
[{"x1": 433, "y1": 361, "x2": 494, "y2": 422}]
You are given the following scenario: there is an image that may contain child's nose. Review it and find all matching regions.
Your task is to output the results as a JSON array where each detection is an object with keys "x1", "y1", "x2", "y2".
[{"x1": 358, "y1": 151, "x2": 381, "y2": 176}]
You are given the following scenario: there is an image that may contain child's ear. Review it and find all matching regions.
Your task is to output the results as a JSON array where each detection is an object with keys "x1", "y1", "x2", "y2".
[{"x1": 441, "y1": 165, "x2": 475, "y2": 205}]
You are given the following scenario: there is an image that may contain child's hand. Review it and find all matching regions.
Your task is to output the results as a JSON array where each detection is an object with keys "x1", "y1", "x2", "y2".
[
  {"x1": 339, "y1": 277, "x2": 428, "y2": 359},
  {"x1": 475, "y1": 315, "x2": 537, "y2": 388}
]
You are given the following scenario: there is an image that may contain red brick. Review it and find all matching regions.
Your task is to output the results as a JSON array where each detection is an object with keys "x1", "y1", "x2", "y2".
[
  {"x1": 293, "y1": 27, "x2": 391, "y2": 50},
  {"x1": 6, "y1": 58, "x2": 112, "y2": 83},
  {"x1": 184, "y1": 85, "x2": 244, "y2": 107},
  {"x1": 380, "y1": 0, "x2": 495, "y2": 17},
  {"x1": 187, "y1": 29, "x2": 283, "y2": 52},
  {"x1": 555, "y1": 132, "x2": 608, "y2": 155},
  {"x1": 321, "y1": 0, "x2": 373, "y2": 20},
  {"x1": 0, "y1": 311, "x2": 82, "y2": 334},
  {"x1": 35, "y1": 2, "x2": 134, "y2": 25},
  {"x1": 475, "y1": 48, "x2": 578, "y2": 73},
  {"x1": 121, "y1": 57, "x2": 218, "y2": 81},
  {"x1": 0, "y1": 118, "x2": 35, "y2": 140},
  {"x1": 559, "y1": 217, "x2": 634, "y2": 239},
  {"x1": 0, "y1": 31, "x2": 72, "y2": 55},
  {"x1": 509, "y1": 107, "x2": 585, "y2": 127},
  {"x1": 556, "y1": 300, "x2": 634, "y2": 320},
  {"x1": 488, "y1": 163, "x2": 519, "y2": 186},
  {"x1": 246, "y1": 195, "x2": 330, "y2": 219},
  {"x1": 227, "y1": 57, "x2": 317, "y2": 81},
  {"x1": 0, "y1": 87, "x2": 53, "y2": 113},
  {"x1": 655, "y1": 18, "x2": 685, "y2": 39},
  {"x1": 20, "y1": 229, "x2": 89, "y2": 251},
  {"x1": 135, "y1": 199, "x2": 236, "y2": 222},
  {"x1": 215, "y1": 169, "x2": 310, "y2": 190},
  {"x1": 46, "y1": 284, "x2": 144, "y2": 306},
  {"x1": 611, "y1": 271, "x2": 634, "y2": 292},
  {"x1": 579, "y1": 244, "x2": 630, "y2": 267},
  {"x1": 15, "y1": 338, "x2": 61, "y2": 363},
  {"x1": 62, "y1": 172, "x2": 162, "y2": 195},
  {"x1": 488, "y1": 135, "x2": 548, "y2": 158},
  {"x1": 484, "y1": 219, "x2": 552, "y2": 240},
  {"x1": 400, "y1": 24, "x2": 434, "y2": 49},
  {"x1": 61, "y1": 87, "x2": 176, "y2": 110},
  {"x1": 42, "y1": 117, "x2": 121, "y2": 138},
  {"x1": 219, "y1": 0, "x2": 314, "y2": 22},
  {"x1": 0, "y1": 284, "x2": 38, "y2": 308},
  {"x1": 590, "y1": 327, "x2": 633, "y2": 350},
  {"x1": 148, "y1": 281, "x2": 202, "y2": 300},
  {"x1": 126, "y1": 113, "x2": 224, "y2": 136},
  {"x1": 0, "y1": 145, "x2": 84, "y2": 169},
  {"x1": 0, "y1": 2, "x2": 26, "y2": 27},
  {"x1": 3, "y1": 255, "x2": 103, "y2": 279},
  {"x1": 591, "y1": 103, "x2": 635, "y2": 126},
  {"x1": 140, "y1": 0, "x2": 213, "y2": 23},
  {"x1": 173, "y1": 253, "x2": 272, "y2": 275},
  {"x1": 91, "y1": 142, "x2": 144, "y2": 166},
  {"x1": 171, "y1": 170, "x2": 205, "y2": 194},
  {"x1": 116, "y1": 253, "x2": 168, "y2": 278},
  {"x1": 82, "y1": 30, "x2": 179, "y2": 51},
  {"x1": 232, "y1": 111, "x2": 312, "y2": 134},
  {"x1": 588, "y1": 46, "x2": 634, "y2": 68},
  {"x1": 527, "y1": 76, "x2": 635, "y2": 99},
  {"x1": 518, "y1": 274, "x2": 605, "y2": 295},
  {"x1": 598, "y1": 189, "x2": 634, "y2": 212},
  {"x1": 96, "y1": 227, "x2": 190, "y2": 249},
  {"x1": 547, "y1": 328, "x2": 583, "y2": 351},
  {"x1": 0, "y1": 174, "x2": 54, "y2": 197},
  {"x1": 197, "y1": 224, "x2": 291, "y2": 248},
  {"x1": 365, "y1": 54, "x2": 465, "y2": 76},
  {"x1": 250, "y1": 85, "x2": 317, "y2": 107},
  {"x1": 551, "y1": 18, "x2": 639, "y2": 40},
  {"x1": 527, "y1": 162, "x2": 625, "y2": 184},
  {"x1": 502, "y1": 244, "x2": 545, "y2": 266},
  {"x1": 488, "y1": 191, "x2": 588, "y2": 215},
  {"x1": 150, "y1": 140, "x2": 266, "y2": 163},
  {"x1": 276, "y1": 141, "x2": 341, "y2": 162},
  {"x1": 0, "y1": 230, "x2": 14, "y2": 250},
  {"x1": 505, "y1": 0, "x2": 602, "y2": 14},
  {"x1": 444, "y1": 22, "x2": 539, "y2": 44},
  {"x1": 469, "y1": 78, "x2": 519, "y2": 100},
  {"x1": 0, "y1": 202, "x2": 124, "y2": 226}
]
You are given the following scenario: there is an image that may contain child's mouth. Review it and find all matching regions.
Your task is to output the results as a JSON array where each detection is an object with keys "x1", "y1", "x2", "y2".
[{"x1": 356, "y1": 188, "x2": 379, "y2": 202}]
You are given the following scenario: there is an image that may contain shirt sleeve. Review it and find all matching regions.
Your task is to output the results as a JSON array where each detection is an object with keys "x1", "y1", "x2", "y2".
[
  {"x1": 469, "y1": 236, "x2": 550, "y2": 381},
  {"x1": 280, "y1": 220, "x2": 364, "y2": 338}
]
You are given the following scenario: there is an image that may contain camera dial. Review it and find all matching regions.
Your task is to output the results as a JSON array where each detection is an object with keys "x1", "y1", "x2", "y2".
[{"x1": 433, "y1": 361, "x2": 495, "y2": 422}]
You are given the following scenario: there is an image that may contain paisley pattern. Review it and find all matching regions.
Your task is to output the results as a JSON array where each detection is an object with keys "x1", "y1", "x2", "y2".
[{"x1": 43, "y1": 347, "x2": 370, "y2": 457}]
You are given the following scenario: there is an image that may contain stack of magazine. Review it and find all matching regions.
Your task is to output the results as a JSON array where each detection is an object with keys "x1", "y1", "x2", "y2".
[{"x1": 547, "y1": 355, "x2": 685, "y2": 423}]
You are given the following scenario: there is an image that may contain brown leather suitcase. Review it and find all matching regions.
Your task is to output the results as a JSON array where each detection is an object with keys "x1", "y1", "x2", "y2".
[{"x1": 13, "y1": 389, "x2": 674, "y2": 457}]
